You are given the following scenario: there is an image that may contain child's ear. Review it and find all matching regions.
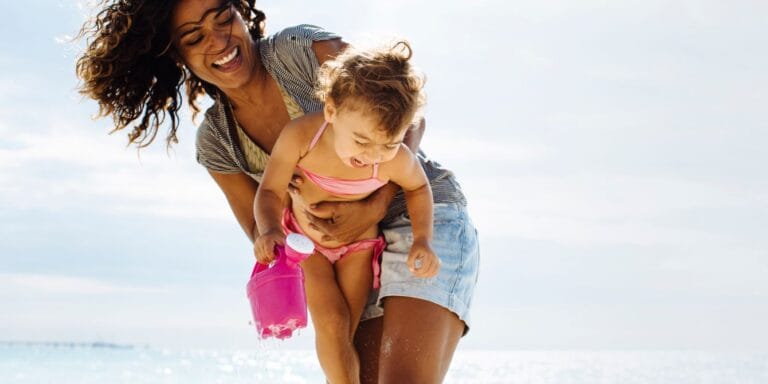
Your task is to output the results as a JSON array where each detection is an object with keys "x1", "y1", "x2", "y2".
[{"x1": 323, "y1": 100, "x2": 337, "y2": 123}]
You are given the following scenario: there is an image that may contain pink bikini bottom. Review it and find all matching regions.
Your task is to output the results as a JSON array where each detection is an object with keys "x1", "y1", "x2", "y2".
[{"x1": 281, "y1": 208, "x2": 385, "y2": 288}]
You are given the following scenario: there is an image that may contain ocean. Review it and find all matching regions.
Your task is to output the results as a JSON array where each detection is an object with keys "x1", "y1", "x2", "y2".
[{"x1": 1, "y1": 345, "x2": 766, "y2": 383}]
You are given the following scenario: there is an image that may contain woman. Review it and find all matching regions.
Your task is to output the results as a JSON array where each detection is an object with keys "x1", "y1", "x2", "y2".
[{"x1": 76, "y1": 1, "x2": 479, "y2": 382}]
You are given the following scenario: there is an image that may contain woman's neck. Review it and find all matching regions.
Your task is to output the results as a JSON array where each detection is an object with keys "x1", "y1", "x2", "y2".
[{"x1": 220, "y1": 42, "x2": 271, "y2": 110}]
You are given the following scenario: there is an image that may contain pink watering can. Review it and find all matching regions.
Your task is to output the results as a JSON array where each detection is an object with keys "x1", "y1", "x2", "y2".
[{"x1": 246, "y1": 233, "x2": 315, "y2": 339}]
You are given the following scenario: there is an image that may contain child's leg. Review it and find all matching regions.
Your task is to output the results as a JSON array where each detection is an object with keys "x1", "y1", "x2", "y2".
[
  {"x1": 302, "y1": 251, "x2": 361, "y2": 384},
  {"x1": 335, "y1": 225, "x2": 379, "y2": 336},
  {"x1": 334, "y1": 240, "x2": 377, "y2": 337}
]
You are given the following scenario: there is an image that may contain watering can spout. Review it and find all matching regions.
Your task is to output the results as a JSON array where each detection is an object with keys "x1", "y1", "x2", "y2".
[{"x1": 284, "y1": 233, "x2": 315, "y2": 267}]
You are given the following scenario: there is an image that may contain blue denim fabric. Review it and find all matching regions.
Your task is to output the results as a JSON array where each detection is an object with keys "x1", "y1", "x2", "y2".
[{"x1": 361, "y1": 203, "x2": 480, "y2": 333}]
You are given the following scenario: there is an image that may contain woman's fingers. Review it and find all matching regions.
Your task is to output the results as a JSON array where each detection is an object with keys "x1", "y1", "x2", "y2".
[
  {"x1": 303, "y1": 199, "x2": 381, "y2": 243},
  {"x1": 304, "y1": 210, "x2": 357, "y2": 243},
  {"x1": 288, "y1": 174, "x2": 305, "y2": 197},
  {"x1": 290, "y1": 174, "x2": 304, "y2": 187},
  {"x1": 306, "y1": 200, "x2": 334, "y2": 216},
  {"x1": 305, "y1": 215, "x2": 330, "y2": 233}
]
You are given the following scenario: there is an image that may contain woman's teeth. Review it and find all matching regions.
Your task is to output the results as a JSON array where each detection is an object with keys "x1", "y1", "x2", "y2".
[{"x1": 213, "y1": 47, "x2": 239, "y2": 67}]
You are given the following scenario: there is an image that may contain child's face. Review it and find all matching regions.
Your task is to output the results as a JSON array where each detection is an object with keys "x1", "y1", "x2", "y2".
[{"x1": 324, "y1": 102, "x2": 406, "y2": 169}]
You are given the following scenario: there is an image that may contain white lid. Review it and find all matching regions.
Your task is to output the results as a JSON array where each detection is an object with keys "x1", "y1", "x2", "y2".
[{"x1": 286, "y1": 233, "x2": 315, "y2": 254}]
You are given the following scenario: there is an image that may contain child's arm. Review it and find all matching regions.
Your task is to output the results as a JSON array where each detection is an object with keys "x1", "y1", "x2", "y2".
[
  {"x1": 253, "y1": 123, "x2": 305, "y2": 263},
  {"x1": 387, "y1": 146, "x2": 440, "y2": 278}
]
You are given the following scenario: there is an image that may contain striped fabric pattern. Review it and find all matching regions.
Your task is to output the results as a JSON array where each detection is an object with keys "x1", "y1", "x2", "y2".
[{"x1": 195, "y1": 24, "x2": 466, "y2": 225}]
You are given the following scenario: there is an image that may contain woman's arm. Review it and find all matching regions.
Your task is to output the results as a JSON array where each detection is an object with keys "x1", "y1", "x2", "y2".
[
  {"x1": 208, "y1": 171, "x2": 261, "y2": 244},
  {"x1": 313, "y1": 38, "x2": 349, "y2": 64},
  {"x1": 205, "y1": 117, "x2": 309, "y2": 244}
]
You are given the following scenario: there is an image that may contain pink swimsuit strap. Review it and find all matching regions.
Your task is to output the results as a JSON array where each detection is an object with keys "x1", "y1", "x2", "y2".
[
  {"x1": 281, "y1": 208, "x2": 385, "y2": 288},
  {"x1": 298, "y1": 121, "x2": 387, "y2": 196}
]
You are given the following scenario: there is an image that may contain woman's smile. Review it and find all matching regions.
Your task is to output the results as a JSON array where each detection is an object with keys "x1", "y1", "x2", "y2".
[{"x1": 211, "y1": 45, "x2": 242, "y2": 72}]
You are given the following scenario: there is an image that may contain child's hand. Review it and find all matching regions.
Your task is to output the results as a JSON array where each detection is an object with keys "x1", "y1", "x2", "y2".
[
  {"x1": 407, "y1": 238, "x2": 440, "y2": 278},
  {"x1": 254, "y1": 230, "x2": 286, "y2": 264}
]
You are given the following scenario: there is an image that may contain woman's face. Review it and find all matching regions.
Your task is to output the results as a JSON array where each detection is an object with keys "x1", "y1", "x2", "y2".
[{"x1": 170, "y1": 0, "x2": 257, "y2": 91}]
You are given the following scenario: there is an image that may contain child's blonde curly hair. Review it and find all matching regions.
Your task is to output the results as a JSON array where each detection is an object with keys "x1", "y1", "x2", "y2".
[{"x1": 315, "y1": 40, "x2": 426, "y2": 137}]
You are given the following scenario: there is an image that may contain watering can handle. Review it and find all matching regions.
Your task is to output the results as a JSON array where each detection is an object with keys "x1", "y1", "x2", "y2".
[{"x1": 250, "y1": 244, "x2": 286, "y2": 278}]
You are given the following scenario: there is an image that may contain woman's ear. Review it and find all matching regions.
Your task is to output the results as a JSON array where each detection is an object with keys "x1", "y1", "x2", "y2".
[
  {"x1": 168, "y1": 50, "x2": 185, "y2": 67},
  {"x1": 157, "y1": 38, "x2": 182, "y2": 63}
]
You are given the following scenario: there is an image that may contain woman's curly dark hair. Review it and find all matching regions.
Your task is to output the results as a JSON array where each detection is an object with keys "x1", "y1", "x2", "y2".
[{"x1": 76, "y1": 0, "x2": 265, "y2": 147}]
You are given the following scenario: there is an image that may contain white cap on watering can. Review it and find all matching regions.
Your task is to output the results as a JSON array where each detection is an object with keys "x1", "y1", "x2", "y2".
[{"x1": 286, "y1": 233, "x2": 315, "y2": 255}]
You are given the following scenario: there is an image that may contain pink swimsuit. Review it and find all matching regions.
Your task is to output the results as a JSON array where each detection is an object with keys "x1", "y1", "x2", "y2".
[
  {"x1": 282, "y1": 121, "x2": 387, "y2": 288},
  {"x1": 297, "y1": 121, "x2": 387, "y2": 195}
]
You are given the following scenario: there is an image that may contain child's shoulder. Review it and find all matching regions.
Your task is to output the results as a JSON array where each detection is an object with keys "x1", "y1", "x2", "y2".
[
  {"x1": 392, "y1": 144, "x2": 416, "y2": 163},
  {"x1": 280, "y1": 112, "x2": 325, "y2": 145},
  {"x1": 379, "y1": 144, "x2": 416, "y2": 173}
]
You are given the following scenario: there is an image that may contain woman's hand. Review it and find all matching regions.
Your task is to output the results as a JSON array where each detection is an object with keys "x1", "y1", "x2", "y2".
[
  {"x1": 287, "y1": 174, "x2": 309, "y2": 210},
  {"x1": 254, "y1": 230, "x2": 285, "y2": 264},
  {"x1": 289, "y1": 175, "x2": 395, "y2": 243},
  {"x1": 407, "y1": 238, "x2": 440, "y2": 278},
  {"x1": 304, "y1": 198, "x2": 384, "y2": 243}
]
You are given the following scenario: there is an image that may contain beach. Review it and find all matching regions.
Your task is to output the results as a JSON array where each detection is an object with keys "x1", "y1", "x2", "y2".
[{"x1": 2, "y1": 344, "x2": 767, "y2": 383}]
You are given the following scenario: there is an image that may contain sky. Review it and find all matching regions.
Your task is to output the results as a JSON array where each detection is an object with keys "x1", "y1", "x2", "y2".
[{"x1": 1, "y1": 0, "x2": 767, "y2": 350}]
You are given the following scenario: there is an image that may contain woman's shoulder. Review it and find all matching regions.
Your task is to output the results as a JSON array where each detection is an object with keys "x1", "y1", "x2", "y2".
[
  {"x1": 265, "y1": 24, "x2": 341, "y2": 49},
  {"x1": 198, "y1": 100, "x2": 229, "y2": 135},
  {"x1": 260, "y1": 25, "x2": 341, "y2": 81},
  {"x1": 195, "y1": 101, "x2": 242, "y2": 173}
]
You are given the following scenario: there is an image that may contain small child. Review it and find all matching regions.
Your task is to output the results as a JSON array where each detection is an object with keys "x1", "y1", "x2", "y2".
[{"x1": 253, "y1": 41, "x2": 438, "y2": 382}]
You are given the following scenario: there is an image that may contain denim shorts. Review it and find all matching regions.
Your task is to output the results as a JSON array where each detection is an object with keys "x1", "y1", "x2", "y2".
[{"x1": 361, "y1": 202, "x2": 480, "y2": 333}]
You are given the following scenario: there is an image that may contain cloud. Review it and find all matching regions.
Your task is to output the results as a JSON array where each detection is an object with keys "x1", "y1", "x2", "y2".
[
  {"x1": 0, "y1": 273, "x2": 169, "y2": 295},
  {"x1": 0, "y1": 114, "x2": 230, "y2": 221},
  {"x1": 422, "y1": 135, "x2": 552, "y2": 165},
  {"x1": 458, "y1": 170, "x2": 764, "y2": 247}
]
